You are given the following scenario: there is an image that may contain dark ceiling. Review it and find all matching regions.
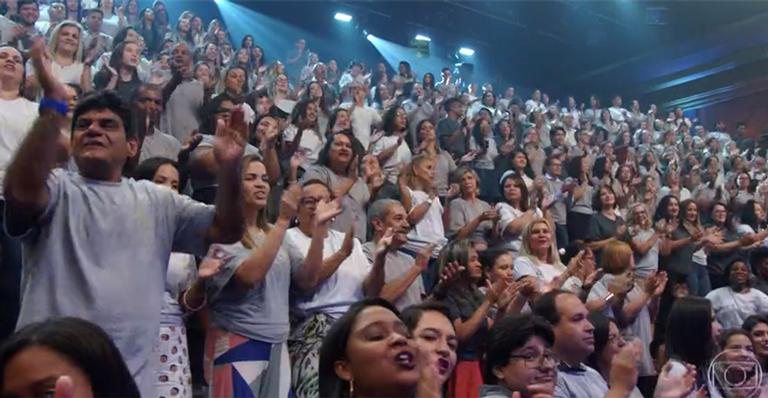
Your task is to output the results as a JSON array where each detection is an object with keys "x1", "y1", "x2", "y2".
[{"x1": 226, "y1": 1, "x2": 768, "y2": 110}]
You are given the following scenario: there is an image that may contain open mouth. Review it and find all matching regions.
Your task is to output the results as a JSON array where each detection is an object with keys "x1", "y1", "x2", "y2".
[
  {"x1": 393, "y1": 350, "x2": 415, "y2": 370},
  {"x1": 436, "y1": 358, "x2": 452, "y2": 375}
]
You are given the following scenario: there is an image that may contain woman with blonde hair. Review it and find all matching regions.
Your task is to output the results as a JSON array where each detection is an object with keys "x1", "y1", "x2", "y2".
[
  {"x1": 26, "y1": 21, "x2": 92, "y2": 93},
  {"x1": 513, "y1": 217, "x2": 585, "y2": 295},
  {"x1": 448, "y1": 166, "x2": 498, "y2": 250}
]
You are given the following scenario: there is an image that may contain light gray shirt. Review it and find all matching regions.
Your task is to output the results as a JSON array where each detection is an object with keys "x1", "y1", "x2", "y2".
[
  {"x1": 162, "y1": 79, "x2": 204, "y2": 142},
  {"x1": 206, "y1": 240, "x2": 292, "y2": 343},
  {"x1": 363, "y1": 242, "x2": 423, "y2": 310},
  {"x1": 7, "y1": 169, "x2": 215, "y2": 398},
  {"x1": 140, "y1": 128, "x2": 182, "y2": 162},
  {"x1": 301, "y1": 165, "x2": 370, "y2": 241}
]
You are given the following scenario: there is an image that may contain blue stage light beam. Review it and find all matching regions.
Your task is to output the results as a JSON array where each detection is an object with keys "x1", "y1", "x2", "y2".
[{"x1": 366, "y1": 34, "x2": 450, "y2": 81}]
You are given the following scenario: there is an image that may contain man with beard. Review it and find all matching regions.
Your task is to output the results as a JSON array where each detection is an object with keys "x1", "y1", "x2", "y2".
[
  {"x1": 364, "y1": 199, "x2": 433, "y2": 310},
  {"x1": 134, "y1": 83, "x2": 181, "y2": 162},
  {"x1": 0, "y1": 0, "x2": 42, "y2": 51},
  {"x1": 532, "y1": 290, "x2": 640, "y2": 398}
]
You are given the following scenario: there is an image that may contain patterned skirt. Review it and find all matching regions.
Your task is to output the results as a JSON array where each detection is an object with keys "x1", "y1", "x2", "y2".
[
  {"x1": 155, "y1": 325, "x2": 192, "y2": 398},
  {"x1": 287, "y1": 313, "x2": 334, "y2": 398},
  {"x1": 204, "y1": 327, "x2": 291, "y2": 398}
]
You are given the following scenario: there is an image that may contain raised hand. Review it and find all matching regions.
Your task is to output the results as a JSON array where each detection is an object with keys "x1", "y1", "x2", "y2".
[
  {"x1": 375, "y1": 227, "x2": 395, "y2": 256},
  {"x1": 340, "y1": 226, "x2": 355, "y2": 258},
  {"x1": 213, "y1": 107, "x2": 247, "y2": 165},
  {"x1": 435, "y1": 261, "x2": 464, "y2": 290},
  {"x1": 480, "y1": 210, "x2": 500, "y2": 223},
  {"x1": 459, "y1": 150, "x2": 477, "y2": 163},
  {"x1": 278, "y1": 184, "x2": 301, "y2": 221},
  {"x1": 290, "y1": 151, "x2": 308, "y2": 172},
  {"x1": 313, "y1": 198, "x2": 343, "y2": 226}
]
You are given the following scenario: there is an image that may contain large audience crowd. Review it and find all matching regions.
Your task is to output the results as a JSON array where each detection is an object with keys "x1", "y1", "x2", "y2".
[{"x1": 1, "y1": 1, "x2": 768, "y2": 397}]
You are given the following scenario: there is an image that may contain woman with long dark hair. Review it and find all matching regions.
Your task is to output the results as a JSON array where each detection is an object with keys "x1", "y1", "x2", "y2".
[
  {"x1": 495, "y1": 173, "x2": 541, "y2": 252},
  {"x1": 402, "y1": 302, "x2": 458, "y2": 390},
  {"x1": 301, "y1": 131, "x2": 369, "y2": 241},
  {"x1": 0, "y1": 317, "x2": 140, "y2": 397},
  {"x1": 438, "y1": 239, "x2": 509, "y2": 398},
  {"x1": 371, "y1": 106, "x2": 412, "y2": 184},
  {"x1": 203, "y1": 156, "x2": 301, "y2": 398},
  {"x1": 93, "y1": 40, "x2": 142, "y2": 99},
  {"x1": 136, "y1": 7, "x2": 160, "y2": 56},
  {"x1": 282, "y1": 98, "x2": 323, "y2": 169},
  {"x1": 303, "y1": 80, "x2": 330, "y2": 134},
  {"x1": 659, "y1": 296, "x2": 722, "y2": 393},
  {"x1": 586, "y1": 312, "x2": 644, "y2": 398}
]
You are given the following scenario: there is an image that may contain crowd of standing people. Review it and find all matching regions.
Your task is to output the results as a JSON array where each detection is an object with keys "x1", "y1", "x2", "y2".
[{"x1": 1, "y1": 1, "x2": 768, "y2": 397}]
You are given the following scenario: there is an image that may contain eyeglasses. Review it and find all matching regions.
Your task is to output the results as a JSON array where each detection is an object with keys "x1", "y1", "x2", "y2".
[{"x1": 508, "y1": 351, "x2": 560, "y2": 368}]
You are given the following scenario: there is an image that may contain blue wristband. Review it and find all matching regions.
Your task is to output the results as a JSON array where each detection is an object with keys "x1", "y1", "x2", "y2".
[{"x1": 39, "y1": 97, "x2": 69, "y2": 116}]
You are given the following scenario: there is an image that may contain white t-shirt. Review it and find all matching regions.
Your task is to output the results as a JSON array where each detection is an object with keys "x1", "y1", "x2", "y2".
[
  {"x1": 282, "y1": 124, "x2": 325, "y2": 167},
  {"x1": 26, "y1": 59, "x2": 84, "y2": 86},
  {"x1": 513, "y1": 256, "x2": 582, "y2": 293},
  {"x1": 371, "y1": 135, "x2": 412, "y2": 184},
  {"x1": 631, "y1": 228, "x2": 659, "y2": 279},
  {"x1": 495, "y1": 203, "x2": 542, "y2": 252},
  {"x1": 405, "y1": 188, "x2": 447, "y2": 257},
  {"x1": 346, "y1": 105, "x2": 382, "y2": 149},
  {"x1": 284, "y1": 228, "x2": 371, "y2": 319},
  {"x1": 0, "y1": 97, "x2": 39, "y2": 188},
  {"x1": 609, "y1": 106, "x2": 628, "y2": 123},
  {"x1": 706, "y1": 287, "x2": 768, "y2": 329}
]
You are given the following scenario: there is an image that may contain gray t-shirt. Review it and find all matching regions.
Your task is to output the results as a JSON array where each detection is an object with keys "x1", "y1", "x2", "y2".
[
  {"x1": 301, "y1": 165, "x2": 370, "y2": 242},
  {"x1": 7, "y1": 169, "x2": 215, "y2": 398},
  {"x1": 162, "y1": 79, "x2": 204, "y2": 141},
  {"x1": 362, "y1": 242, "x2": 423, "y2": 310},
  {"x1": 448, "y1": 197, "x2": 493, "y2": 244},
  {"x1": 206, "y1": 240, "x2": 291, "y2": 343},
  {"x1": 140, "y1": 128, "x2": 182, "y2": 163}
]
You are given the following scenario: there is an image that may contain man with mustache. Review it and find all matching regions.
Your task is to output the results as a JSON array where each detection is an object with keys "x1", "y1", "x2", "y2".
[
  {"x1": 533, "y1": 290, "x2": 640, "y2": 398},
  {"x1": 364, "y1": 199, "x2": 433, "y2": 310}
]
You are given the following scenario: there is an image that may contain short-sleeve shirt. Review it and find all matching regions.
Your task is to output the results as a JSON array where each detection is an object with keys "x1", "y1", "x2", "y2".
[
  {"x1": 664, "y1": 227, "x2": 697, "y2": 275},
  {"x1": 300, "y1": 165, "x2": 370, "y2": 242},
  {"x1": 554, "y1": 363, "x2": 609, "y2": 398},
  {"x1": 404, "y1": 188, "x2": 446, "y2": 257},
  {"x1": 448, "y1": 197, "x2": 493, "y2": 244},
  {"x1": 495, "y1": 203, "x2": 542, "y2": 252},
  {"x1": 437, "y1": 117, "x2": 465, "y2": 156},
  {"x1": 443, "y1": 286, "x2": 487, "y2": 361},
  {"x1": 588, "y1": 212, "x2": 625, "y2": 242},
  {"x1": 206, "y1": 240, "x2": 292, "y2": 343},
  {"x1": 140, "y1": 129, "x2": 182, "y2": 162},
  {"x1": 362, "y1": 242, "x2": 423, "y2": 310},
  {"x1": 632, "y1": 228, "x2": 659, "y2": 279},
  {"x1": 0, "y1": 97, "x2": 38, "y2": 188},
  {"x1": 371, "y1": 135, "x2": 412, "y2": 184},
  {"x1": 587, "y1": 275, "x2": 655, "y2": 376},
  {"x1": 706, "y1": 287, "x2": 768, "y2": 329},
  {"x1": 282, "y1": 125, "x2": 325, "y2": 167},
  {"x1": 284, "y1": 227, "x2": 371, "y2": 319},
  {"x1": 513, "y1": 256, "x2": 582, "y2": 293},
  {"x1": 162, "y1": 78, "x2": 204, "y2": 141},
  {"x1": 7, "y1": 169, "x2": 215, "y2": 397}
]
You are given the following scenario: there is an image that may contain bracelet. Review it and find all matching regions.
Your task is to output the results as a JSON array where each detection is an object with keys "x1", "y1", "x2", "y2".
[
  {"x1": 182, "y1": 289, "x2": 206, "y2": 312},
  {"x1": 603, "y1": 293, "x2": 615, "y2": 303},
  {"x1": 39, "y1": 97, "x2": 68, "y2": 116}
]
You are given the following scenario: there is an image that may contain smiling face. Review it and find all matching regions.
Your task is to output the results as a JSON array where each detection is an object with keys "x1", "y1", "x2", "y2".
[
  {"x1": 411, "y1": 311, "x2": 458, "y2": 385},
  {"x1": 599, "y1": 187, "x2": 615, "y2": 209},
  {"x1": 729, "y1": 261, "x2": 750, "y2": 287},
  {"x1": 335, "y1": 306, "x2": 420, "y2": 397},
  {"x1": 503, "y1": 178, "x2": 523, "y2": 205},
  {"x1": 495, "y1": 335, "x2": 556, "y2": 397},
  {"x1": 666, "y1": 197, "x2": 680, "y2": 219},
  {"x1": 684, "y1": 202, "x2": 698, "y2": 223},
  {"x1": 55, "y1": 25, "x2": 80, "y2": 56},
  {"x1": 749, "y1": 322, "x2": 768, "y2": 361},
  {"x1": 328, "y1": 133, "x2": 353, "y2": 169},
  {"x1": 413, "y1": 157, "x2": 436, "y2": 184}
]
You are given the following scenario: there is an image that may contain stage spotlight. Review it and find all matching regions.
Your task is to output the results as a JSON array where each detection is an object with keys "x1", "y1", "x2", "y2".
[
  {"x1": 459, "y1": 47, "x2": 475, "y2": 56},
  {"x1": 334, "y1": 12, "x2": 352, "y2": 22},
  {"x1": 414, "y1": 34, "x2": 431, "y2": 42},
  {"x1": 366, "y1": 33, "x2": 374, "y2": 41}
]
